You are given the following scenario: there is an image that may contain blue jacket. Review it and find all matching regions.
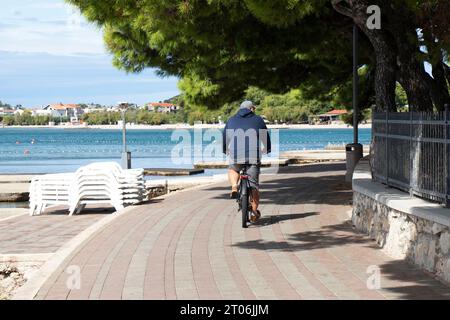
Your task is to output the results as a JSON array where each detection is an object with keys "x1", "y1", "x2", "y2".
[{"x1": 222, "y1": 108, "x2": 271, "y2": 164}]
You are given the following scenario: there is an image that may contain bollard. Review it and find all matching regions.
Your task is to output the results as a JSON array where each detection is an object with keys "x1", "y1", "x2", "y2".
[
  {"x1": 121, "y1": 151, "x2": 131, "y2": 169},
  {"x1": 345, "y1": 143, "x2": 363, "y2": 182}
]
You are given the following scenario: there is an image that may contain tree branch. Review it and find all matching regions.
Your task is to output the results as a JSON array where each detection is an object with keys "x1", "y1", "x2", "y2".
[
  {"x1": 444, "y1": 61, "x2": 450, "y2": 85},
  {"x1": 331, "y1": 0, "x2": 353, "y2": 18}
]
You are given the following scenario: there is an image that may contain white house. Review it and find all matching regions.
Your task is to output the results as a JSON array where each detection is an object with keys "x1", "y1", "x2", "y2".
[
  {"x1": 146, "y1": 102, "x2": 181, "y2": 113},
  {"x1": 31, "y1": 108, "x2": 59, "y2": 117},
  {"x1": 45, "y1": 104, "x2": 83, "y2": 118},
  {"x1": 0, "y1": 108, "x2": 15, "y2": 117}
]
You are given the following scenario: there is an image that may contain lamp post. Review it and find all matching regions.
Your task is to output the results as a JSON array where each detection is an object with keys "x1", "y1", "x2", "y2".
[
  {"x1": 345, "y1": 25, "x2": 364, "y2": 182},
  {"x1": 118, "y1": 102, "x2": 131, "y2": 169}
]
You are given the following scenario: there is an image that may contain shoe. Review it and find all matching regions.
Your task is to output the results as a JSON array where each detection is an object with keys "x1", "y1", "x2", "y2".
[
  {"x1": 230, "y1": 186, "x2": 238, "y2": 199},
  {"x1": 250, "y1": 210, "x2": 261, "y2": 222}
]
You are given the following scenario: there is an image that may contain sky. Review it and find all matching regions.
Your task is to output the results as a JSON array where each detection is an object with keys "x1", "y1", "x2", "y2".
[{"x1": 0, "y1": 0, "x2": 180, "y2": 108}]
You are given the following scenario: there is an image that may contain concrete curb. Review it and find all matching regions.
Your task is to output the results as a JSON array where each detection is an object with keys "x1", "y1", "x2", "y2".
[
  {"x1": 0, "y1": 253, "x2": 53, "y2": 263},
  {"x1": 0, "y1": 212, "x2": 27, "y2": 223}
]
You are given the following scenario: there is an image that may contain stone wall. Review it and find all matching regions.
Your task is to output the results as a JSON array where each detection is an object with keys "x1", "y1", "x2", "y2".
[
  {"x1": 353, "y1": 191, "x2": 450, "y2": 284},
  {"x1": 147, "y1": 186, "x2": 167, "y2": 199}
]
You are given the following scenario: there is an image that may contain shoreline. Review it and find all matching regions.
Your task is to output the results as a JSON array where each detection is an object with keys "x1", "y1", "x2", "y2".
[{"x1": 1, "y1": 123, "x2": 372, "y2": 130}]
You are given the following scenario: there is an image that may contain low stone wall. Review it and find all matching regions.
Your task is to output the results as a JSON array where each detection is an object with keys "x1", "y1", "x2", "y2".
[
  {"x1": 353, "y1": 192, "x2": 450, "y2": 283},
  {"x1": 352, "y1": 160, "x2": 450, "y2": 284},
  {"x1": 147, "y1": 185, "x2": 167, "y2": 199}
]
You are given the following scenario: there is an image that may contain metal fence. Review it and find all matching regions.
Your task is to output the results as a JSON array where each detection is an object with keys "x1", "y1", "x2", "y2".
[{"x1": 372, "y1": 110, "x2": 450, "y2": 206}]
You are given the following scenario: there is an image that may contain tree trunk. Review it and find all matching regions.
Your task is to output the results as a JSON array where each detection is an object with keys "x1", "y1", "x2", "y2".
[
  {"x1": 332, "y1": 0, "x2": 447, "y2": 112},
  {"x1": 392, "y1": 26, "x2": 448, "y2": 111},
  {"x1": 429, "y1": 62, "x2": 450, "y2": 111},
  {"x1": 397, "y1": 62, "x2": 434, "y2": 112},
  {"x1": 422, "y1": 31, "x2": 450, "y2": 110},
  {"x1": 370, "y1": 37, "x2": 397, "y2": 112},
  {"x1": 379, "y1": 4, "x2": 434, "y2": 112},
  {"x1": 332, "y1": 0, "x2": 397, "y2": 112},
  {"x1": 444, "y1": 63, "x2": 450, "y2": 86}
]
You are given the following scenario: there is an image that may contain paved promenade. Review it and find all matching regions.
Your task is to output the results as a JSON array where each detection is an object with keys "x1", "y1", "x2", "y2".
[
  {"x1": 33, "y1": 163, "x2": 450, "y2": 299},
  {"x1": 0, "y1": 207, "x2": 110, "y2": 255}
]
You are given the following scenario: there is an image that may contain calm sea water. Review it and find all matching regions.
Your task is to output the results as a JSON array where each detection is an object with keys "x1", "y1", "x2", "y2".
[{"x1": 0, "y1": 128, "x2": 371, "y2": 174}]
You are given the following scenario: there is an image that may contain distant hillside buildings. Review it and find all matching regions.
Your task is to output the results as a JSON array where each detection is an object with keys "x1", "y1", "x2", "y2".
[
  {"x1": 0, "y1": 108, "x2": 22, "y2": 116},
  {"x1": 2, "y1": 102, "x2": 182, "y2": 117},
  {"x1": 308, "y1": 109, "x2": 348, "y2": 125},
  {"x1": 41, "y1": 104, "x2": 83, "y2": 118},
  {"x1": 145, "y1": 102, "x2": 181, "y2": 113}
]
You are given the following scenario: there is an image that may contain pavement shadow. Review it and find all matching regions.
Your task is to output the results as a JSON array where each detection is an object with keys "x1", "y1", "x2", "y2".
[
  {"x1": 140, "y1": 198, "x2": 164, "y2": 205},
  {"x1": 233, "y1": 220, "x2": 450, "y2": 299},
  {"x1": 272, "y1": 162, "x2": 347, "y2": 175},
  {"x1": 221, "y1": 163, "x2": 450, "y2": 299},
  {"x1": 233, "y1": 220, "x2": 370, "y2": 251},
  {"x1": 40, "y1": 205, "x2": 116, "y2": 216},
  {"x1": 207, "y1": 165, "x2": 352, "y2": 206},
  {"x1": 375, "y1": 261, "x2": 450, "y2": 299},
  {"x1": 256, "y1": 212, "x2": 318, "y2": 226}
]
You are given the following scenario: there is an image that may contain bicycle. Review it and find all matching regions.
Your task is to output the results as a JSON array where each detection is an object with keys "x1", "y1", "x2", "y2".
[{"x1": 237, "y1": 166, "x2": 252, "y2": 228}]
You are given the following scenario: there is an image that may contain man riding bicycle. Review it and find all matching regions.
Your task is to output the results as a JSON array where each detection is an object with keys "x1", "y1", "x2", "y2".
[{"x1": 222, "y1": 100, "x2": 271, "y2": 222}]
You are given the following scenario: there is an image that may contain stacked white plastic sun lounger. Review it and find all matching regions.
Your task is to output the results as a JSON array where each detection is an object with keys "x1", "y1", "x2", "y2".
[
  {"x1": 29, "y1": 162, "x2": 147, "y2": 216},
  {"x1": 29, "y1": 172, "x2": 75, "y2": 216}
]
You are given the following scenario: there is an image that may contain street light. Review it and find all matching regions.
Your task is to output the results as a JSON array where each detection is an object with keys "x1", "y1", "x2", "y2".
[
  {"x1": 345, "y1": 25, "x2": 364, "y2": 182},
  {"x1": 118, "y1": 101, "x2": 131, "y2": 169}
]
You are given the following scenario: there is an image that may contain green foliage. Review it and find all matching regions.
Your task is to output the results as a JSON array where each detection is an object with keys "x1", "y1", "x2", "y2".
[
  {"x1": 182, "y1": 86, "x2": 336, "y2": 124},
  {"x1": 81, "y1": 109, "x2": 188, "y2": 126},
  {"x1": 67, "y1": 0, "x2": 358, "y2": 108},
  {"x1": 1, "y1": 116, "x2": 15, "y2": 126},
  {"x1": 0, "y1": 101, "x2": 12, "y2": 109},
  {"x1": 256, "y1": 89, "x2": 331, "y2": 123},
  {"x1": 81, "y1": 111, "x2": 121, "y2": 125},
  {"x1": 395, "y1": 83, "x2": 409, "y2": 109},
  {"x1": 1, "y1": 112, "x2": 63, "y2": 126},
  {"x1": 340, "y1": 109, "x2": 371, "y2": 126},
  {"x1": 63, "y1": 0, "x2": 450, "y2": 114}
]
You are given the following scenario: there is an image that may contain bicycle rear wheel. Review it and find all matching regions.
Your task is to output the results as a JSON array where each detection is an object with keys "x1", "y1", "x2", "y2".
[{"x1": 240, "y1": 181, "x2": 249, "y2": 228}]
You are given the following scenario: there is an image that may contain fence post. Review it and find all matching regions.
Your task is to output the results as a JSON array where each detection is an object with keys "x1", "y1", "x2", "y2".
[
  {"x1": 409, "y1": 110, "x2": 413, "y2": 197},
  {"x1": 386, "y1": 109, "x2": 389, "y2": 184},
  {"x1": 445, "y1": 104, "x2": 450, "y2": 207}
]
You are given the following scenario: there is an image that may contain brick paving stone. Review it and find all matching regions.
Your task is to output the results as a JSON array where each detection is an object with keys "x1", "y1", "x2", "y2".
[
  {"x1": 30, "y1": 163, "x2": 450, "y2": 300},
  {"x1": 0, "y1": 205, "x2": 108, "y2": 255}
]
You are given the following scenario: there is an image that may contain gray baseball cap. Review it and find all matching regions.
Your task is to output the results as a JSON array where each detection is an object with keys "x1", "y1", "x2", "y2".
[{"x1": 240, "y1": 100, "x2": 256, "y2": 110}]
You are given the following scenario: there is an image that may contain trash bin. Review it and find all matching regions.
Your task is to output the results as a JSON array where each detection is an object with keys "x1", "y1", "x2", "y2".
[{"x1": 345, "y1": 143, "x2": 363, "y2": 182}]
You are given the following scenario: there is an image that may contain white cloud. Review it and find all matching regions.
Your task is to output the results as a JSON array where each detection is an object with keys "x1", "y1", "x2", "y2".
[
  {"x1": 0, "y1": 1, "x2": 181, "y2": 106},
  {"x1": 0, "y1": 0, "x2": 106, "y2": 56}
]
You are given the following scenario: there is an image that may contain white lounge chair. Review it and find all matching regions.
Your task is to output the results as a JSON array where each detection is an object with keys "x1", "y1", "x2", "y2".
[
  {"x1": 29, "y1": 162, "x2": 147, "y2": 216},
  {"x1": 29, "y1": 173, "x2": 75, "y2": 216}
]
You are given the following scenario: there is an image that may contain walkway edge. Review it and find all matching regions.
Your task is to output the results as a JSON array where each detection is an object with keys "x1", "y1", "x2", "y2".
[
  {"x1": 12, "y1": 206, "x2": 137, "y2": 300},
  {"x1": 0, "y1": 212, "x2": 27, "y2": 223}
]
